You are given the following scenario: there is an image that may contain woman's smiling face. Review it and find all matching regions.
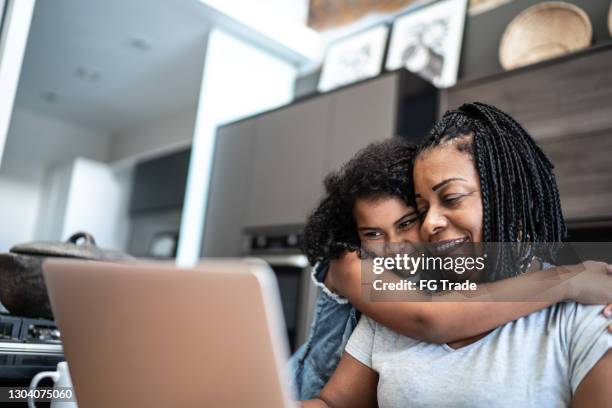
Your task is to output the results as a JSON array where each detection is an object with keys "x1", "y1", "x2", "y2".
[{"x1": 413, "y1": 139, "x2": 484, "y2": 247}]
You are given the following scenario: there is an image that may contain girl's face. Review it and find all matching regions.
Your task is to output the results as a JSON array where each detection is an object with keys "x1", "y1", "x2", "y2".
[
  {"x1": 413, "y1": 141, "x2": 484, "y2": 246},
  {"x1": 354, "y1": 196, "x2": 420, "y2": 249}
]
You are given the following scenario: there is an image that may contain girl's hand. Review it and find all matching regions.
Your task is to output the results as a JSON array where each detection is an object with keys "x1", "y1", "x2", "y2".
[
  {"x1": 562, "y1": 261, "x2": 612, "y2": 333},
  {"x1": 564, "y1": 261, "x2": 612, "y2": 305},
  {"x1": 328, "y1": 251, "x2": 362, "y2": 298},
  {"x1": 603, "y1": 303, "x2": 612, "y2": 333}
]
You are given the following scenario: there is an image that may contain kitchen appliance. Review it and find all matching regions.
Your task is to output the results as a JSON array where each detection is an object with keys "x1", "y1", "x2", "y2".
[
  {"x1": 0, "y1": 315, "x2": 64, "y2": 382},
  {"x1": 244, "y1": 226, "x2": 319, "y2": 352},
  {"x1": 148, "y1": 231, "x2": 179, "y2": 259}
]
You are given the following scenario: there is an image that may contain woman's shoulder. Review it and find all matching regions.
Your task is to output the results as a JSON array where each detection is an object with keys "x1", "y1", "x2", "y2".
[
  {"x1": 513, "y1": 301, "x2": 607, "y2": 339},
  {"x1": 555, "y1": 301, "x2": 608, "y2": 326},
  {"x1": 357, "y1": 314, "x2": 423, "y2": 347}
]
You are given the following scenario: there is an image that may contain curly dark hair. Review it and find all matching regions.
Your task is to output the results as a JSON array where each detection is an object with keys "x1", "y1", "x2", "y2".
[{"x1": 302, "y1": 138, "x2": 417, "y2": 265}]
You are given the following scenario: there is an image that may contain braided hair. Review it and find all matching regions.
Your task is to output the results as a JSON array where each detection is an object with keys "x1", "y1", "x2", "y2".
[
  {"x1": 302, "y1": 138, "x2": 417, "y2": 266},
  {"x1": 417, "y1": 102, "x2": 566, "y2": 280}
]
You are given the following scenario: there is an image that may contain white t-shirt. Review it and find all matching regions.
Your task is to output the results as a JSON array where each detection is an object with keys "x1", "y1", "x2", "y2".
[{"x1": 345, "y1": 302, "x2": 611, "y2": 408}]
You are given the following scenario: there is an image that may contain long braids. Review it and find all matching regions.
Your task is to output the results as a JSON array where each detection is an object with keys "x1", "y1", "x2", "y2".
[{"x1": 418, "y1": 102, "x2": 566, "y2": 280}]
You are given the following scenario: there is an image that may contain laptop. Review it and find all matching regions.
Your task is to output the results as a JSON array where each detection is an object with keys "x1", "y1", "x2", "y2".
[{"x1": 43, "y1": 258, "x2": 298, "y2": 407}]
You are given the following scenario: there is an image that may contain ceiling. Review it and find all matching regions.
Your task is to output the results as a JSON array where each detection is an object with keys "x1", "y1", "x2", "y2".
[{"x1": 14, "y1": 0, "x2": 213, "y2": 132}]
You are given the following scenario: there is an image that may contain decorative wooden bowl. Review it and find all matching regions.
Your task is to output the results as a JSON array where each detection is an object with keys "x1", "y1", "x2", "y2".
[
  {"x1": 499, "y1": 1, "x2": 592, "y2": 70},
  {"x1": 608, "y1": 1, "x2": 612, "y2": 36}
]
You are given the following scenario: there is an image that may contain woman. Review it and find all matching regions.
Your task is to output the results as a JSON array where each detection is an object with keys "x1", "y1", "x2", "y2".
[{"x1": 292, "y1": 133, "x2": 612, "y2": 402}]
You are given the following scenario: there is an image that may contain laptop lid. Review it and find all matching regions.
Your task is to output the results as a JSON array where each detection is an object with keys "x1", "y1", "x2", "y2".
[{"x1": 43, "y1": 258, "x2": 297, "y2": 407}]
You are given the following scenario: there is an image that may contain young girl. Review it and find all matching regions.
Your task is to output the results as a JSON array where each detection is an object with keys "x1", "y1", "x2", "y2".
[{"x1": 291, "y1": 136, "x2": 612, "y2": 401}]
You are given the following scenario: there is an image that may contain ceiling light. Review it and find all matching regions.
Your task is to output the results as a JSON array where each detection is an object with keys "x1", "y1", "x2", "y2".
[
  {"x1": 129, "y1": 36, "x2": 151, "y2": 51},
  {"x1": 75, "y1": 67, "x2": 101, "y2": 82},
  {"x1": 41, "y1": 91, "x2": 58, "y2": 103}
]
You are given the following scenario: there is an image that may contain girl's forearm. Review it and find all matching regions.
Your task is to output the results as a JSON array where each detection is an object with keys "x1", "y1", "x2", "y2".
[{"x1": 334, "y1": 260, "x2": 575, "y2": 343}]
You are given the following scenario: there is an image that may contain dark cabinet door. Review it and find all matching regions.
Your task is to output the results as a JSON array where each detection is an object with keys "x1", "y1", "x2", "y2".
[
  {"x1": 245, "y1": 96, "x2": 332, "y2": 227},
  {"x1": 129, "y1": 148, "x2": 191, "y2": 213},
  {"x1": 326, "y1": 75, "x2": 398, "y2": 173},
  {"x1": 202, "y1": 119, "x2": 257, "y2": 257}
]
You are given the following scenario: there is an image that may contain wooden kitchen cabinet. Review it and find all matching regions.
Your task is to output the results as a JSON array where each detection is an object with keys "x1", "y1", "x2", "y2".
[
  {"x1": 244, "y1": 72, "x2": 436, "y2": 228},
  {"x1": 325, "y1": 75, "x2": 398, "y2": 173},
  {"x1": 202, "y1": 119, "x2": 257, "y2": 257},
  {"x1": 441, "y1": 44, "x2": 612, "y2": 222},
  {"x1": 202, "y1": 71, "x2": 437, "y2": 252},
  {"x1": 245, "y1": 96, "x2": 332, "y2": 228}
]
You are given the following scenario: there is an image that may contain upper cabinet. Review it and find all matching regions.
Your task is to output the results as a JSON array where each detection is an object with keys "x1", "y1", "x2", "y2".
[
  {"x1": 202, "y1": 71, "x2": 437, "y2": 255},
  {"x1": 441, "y1": 44, "x2": 612, "y2": 221},
  {"x1": 129, "y1": 148, "x2": 191, "y2": 213},
  {"x1": 243, "y1": 71, "x2": 437, "y2": 229},
  {"x1": 245, "y1": 96, "x2": 332, "y2": 228},
  {"x1": 325, "y1": 75, "x2": 398, "y2": 172},
  {"x1": 202, "y1": 118, "x2": 257, "y2": 257}
]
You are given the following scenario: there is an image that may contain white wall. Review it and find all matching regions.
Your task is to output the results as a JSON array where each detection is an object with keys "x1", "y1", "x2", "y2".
[
  {"x1": 34, "y1": 160, "x2": 73, "y2": 241},
  {"x1": 107, "y1": 108, "x2": 196, "y2": 164},
  {"x1": 0, "y1": 104, "x2": 194, "y2": 253},
  {"x1": 0, "y1": 172, "x2": 41, "y2": 251},
  {"x1": 28, "y1": 158, "x2": 133, "y2": 251},
  {"x1": 108, "y1": 166, "x2": 133, "y2": 251},
  {"x1": 61, "y1": 158, "x2": 132, "y2": 250},
  {"x1": 0, "y1": 106, "x2": 112, "y2": 251},
  {"x1": 2, "y1": 107, "x2": 111, "y2": 172}
]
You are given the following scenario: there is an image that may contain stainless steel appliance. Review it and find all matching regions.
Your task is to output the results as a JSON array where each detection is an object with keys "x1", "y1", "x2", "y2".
[
  {"x1": 244, "y1": 227, "x2": 319, "y2": 352},
  {"x1": 0, "y1": 315, "x2": 64, "y2": 381}
]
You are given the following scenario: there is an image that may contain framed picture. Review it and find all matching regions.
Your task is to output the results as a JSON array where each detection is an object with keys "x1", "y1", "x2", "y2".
[
  {"x1": 469, "y1": 0, "x2": 515, "y2": 16},
  {"x1": 386, "y1": 0, "x2": 468, "y2": 88},
  {"x1": 318, "y1": 25, "x2": 390, "y2": 92}
]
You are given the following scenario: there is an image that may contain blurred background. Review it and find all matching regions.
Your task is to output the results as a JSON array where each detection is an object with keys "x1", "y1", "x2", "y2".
[{"x1": 0, "y1": 0, "x2": 611, "y2": 364}]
